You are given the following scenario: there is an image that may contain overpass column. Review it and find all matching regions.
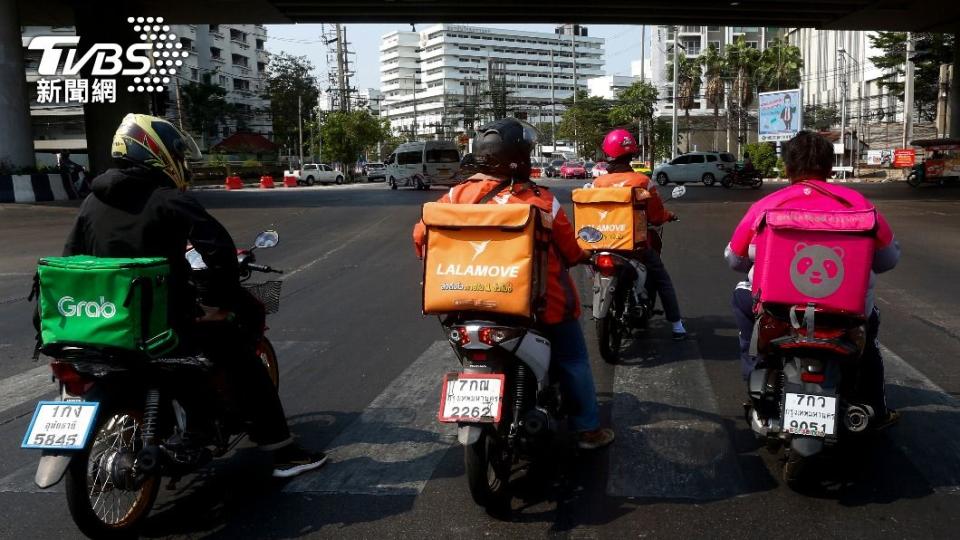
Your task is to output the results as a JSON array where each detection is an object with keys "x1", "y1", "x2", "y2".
[
  {"x1": 75, "y1": 7, "x2": 148, "y2": 173},
  {"x1": 0, "y1": 1, "x2": 36, "y2": 168},
  {"x1": 951, "y1": 30, "x2": 960, "y2": 138}
]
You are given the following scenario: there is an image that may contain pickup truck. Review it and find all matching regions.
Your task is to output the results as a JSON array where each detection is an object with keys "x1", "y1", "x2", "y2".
[{"x1": 285, "y1": 163, "x2": 344, "y2": 186}]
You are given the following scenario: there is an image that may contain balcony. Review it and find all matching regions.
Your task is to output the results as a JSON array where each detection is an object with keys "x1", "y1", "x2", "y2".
[{"x1": 678, "y1": 26, "x2": 702, "y2": 34}]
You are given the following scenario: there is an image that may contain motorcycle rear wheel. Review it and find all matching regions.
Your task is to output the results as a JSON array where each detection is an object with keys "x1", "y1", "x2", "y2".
[
  {"x1": 721, "y1": 175, "x2": 732, "y2": 188},
  {"x1": 464, "y1": 429, "x2": 512, "y2": 514},
  {"x1": 65, "y1": 406, "x2": 160, "y2": 540},
  {"x1": 597, "y1": 312, "x2": 623, "y2": 364},
  {"x1": 751, "y1": 177, "x2": 763, "y2": 189}
]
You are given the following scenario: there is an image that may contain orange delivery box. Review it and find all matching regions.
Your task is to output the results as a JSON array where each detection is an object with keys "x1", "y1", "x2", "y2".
[{"x1": 571, "y1": 186, "x2": 650, "y2": 251}]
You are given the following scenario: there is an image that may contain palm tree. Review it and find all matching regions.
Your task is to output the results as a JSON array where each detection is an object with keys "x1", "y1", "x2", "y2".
[
  {"x1": 724, "y1": 37, "x2": 761, "y2": 151},
  {"x1": 756, "y1": 38, "x2": 804, "y2": 92},
  {"x1": 700, "y1": 44, "x2": 726, "y2": 150},
  {"x1": 666, "y1": 52, "x2": 703, "y2": 153}
]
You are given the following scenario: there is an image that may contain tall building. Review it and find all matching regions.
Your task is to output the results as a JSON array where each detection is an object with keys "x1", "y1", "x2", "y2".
[
  {"x1": 587, "y1": 75, "x2": 640, "y2": 100},
  {"x1": 168, "y1": 24, "x2": 273, "y2": 147},
  {"x1": 379, "y1": 24, "x2": 604, "y2": 140}
]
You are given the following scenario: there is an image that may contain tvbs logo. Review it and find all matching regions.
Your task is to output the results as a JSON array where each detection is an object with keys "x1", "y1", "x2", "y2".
[{"x1": 28, "y1": 36, "x2": 152, "y2": 77}]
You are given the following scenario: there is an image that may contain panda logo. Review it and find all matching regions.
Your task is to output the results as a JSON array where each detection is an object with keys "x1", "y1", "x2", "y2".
[{"x1": 789, "y1": 243, "x2": 845, "y2": 298}]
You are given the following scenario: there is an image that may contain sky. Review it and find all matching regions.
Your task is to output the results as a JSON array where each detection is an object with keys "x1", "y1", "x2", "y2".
[{"x1": 265, "y1": 23, "x2": 652, "y2": 91}]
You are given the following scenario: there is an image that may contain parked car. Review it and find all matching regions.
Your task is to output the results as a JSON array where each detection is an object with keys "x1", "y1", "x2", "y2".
[
  {"x1": 286, "y1": 163, "x2": 344, "y2": 186},
  {"x1": 385, "y1": 140, "x2": 461, "y2": 190},
  {"x1": 560, "y1": 161, "x2": 587, "y2": 179},
  {"x1": 592, "y1": 161, "x2": 609, "y2": 178},
  {"x1": 544, "y1": 158, "x2": 565, "y2": 178},
  {"x1": 651, "y1": 151, "x2": 736, "y2": 186},
  {"x1": 364, "y1": 162, "x2": 386, "y2": 182}
]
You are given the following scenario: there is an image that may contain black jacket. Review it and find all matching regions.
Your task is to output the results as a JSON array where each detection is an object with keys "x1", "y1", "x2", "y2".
[{"x1": 63, "y1": 167, "x2": 240, "y2": 327}]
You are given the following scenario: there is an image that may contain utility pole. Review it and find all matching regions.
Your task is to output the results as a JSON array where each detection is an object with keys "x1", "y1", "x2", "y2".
[
  {"x1": 671, "y1": 26, "x2": 679, "y2": 159},
  {"x1": 550, "y1": 48, "x2": 557, "y2": 151},
  {"x1": 937, "y1": 63, "x2": 951, "y2": 138},
  {"x1": 298, "y1": 94, "x2": 304, "y2": 168},
  {"x1": 903, "y1": 32, "x2": 915, "y2": 148},
  {"x1": 639, "y1": 25, "x2": 646, "y2": 163},
  {"x1": 308, "y1": 108, "x2": 315, "y2": 161},
  {"x1": 335, "y1": 24, "x2": 348, "y2": 112},
  {"x1": 838, "y1": 51, "x2": 848, "y2": 179},
  {"x1": 174, "y1": 76, "x2": 184, "y2": 131}
]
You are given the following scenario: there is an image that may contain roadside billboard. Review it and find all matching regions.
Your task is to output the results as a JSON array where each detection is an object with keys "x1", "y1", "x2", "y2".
[
  {"x1": 867, "y1": 149, "x2": 893, "y2": 166},
  {"x1": 758, "y1": 89, "x2": 802, "y2": 142},
  {"x1": 893, "y1": 148, "x2": 916, "y2": 168}
]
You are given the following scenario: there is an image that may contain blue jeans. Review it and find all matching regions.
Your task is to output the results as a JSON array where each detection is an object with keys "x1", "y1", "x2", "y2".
[{"x1": 544, "y1": 319, "x2": 600, "y2": 432}]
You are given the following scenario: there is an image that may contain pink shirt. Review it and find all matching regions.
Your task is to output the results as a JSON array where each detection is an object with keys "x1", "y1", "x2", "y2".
[{"x1": 728, "y1": 180, "x2": 895, "y2": 259}]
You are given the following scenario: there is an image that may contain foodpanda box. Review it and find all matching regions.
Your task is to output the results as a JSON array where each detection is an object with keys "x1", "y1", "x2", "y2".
[
  {"x1": 421, "y1": 202, "x2": 552, "y2": 319},
  {"x1": 572, "y1": 186, "x2": 649, "y2": 251},
  {"x1": 752, "y1": 207, "x2": 877, "y2": 316}
]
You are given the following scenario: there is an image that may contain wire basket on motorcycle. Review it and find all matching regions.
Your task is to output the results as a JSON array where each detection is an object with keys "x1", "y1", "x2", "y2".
[{"x1": 243, "y1": 281, "x2": 282, "y2": 314}]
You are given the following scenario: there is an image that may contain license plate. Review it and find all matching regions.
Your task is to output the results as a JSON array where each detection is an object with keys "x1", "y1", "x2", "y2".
[
  {"x1": 21, "y1": 401, "x2": 99, "y2": 450},
  {"x1": 783, "y1": 393, "x2": 837, "y2": 437},
  {"x1": 438, "y1": 373, "x2": 505, "y2": 423}
]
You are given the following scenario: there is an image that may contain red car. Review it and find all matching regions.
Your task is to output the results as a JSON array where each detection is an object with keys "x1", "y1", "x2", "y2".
[{"x1": 560, "y1": 161, "x2": 587, "y2": 179}]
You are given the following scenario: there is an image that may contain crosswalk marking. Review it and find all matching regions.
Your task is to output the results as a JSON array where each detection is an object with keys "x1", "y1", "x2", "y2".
[
  {"x1": 0, "y1": 365, "x2": 56, "y2": 417},
  {"x1": 606, "y1": 338, "x2": 745, "y2": 500},
  {"x1": 284, "y1": 341, "x2": 457, "y2": 495},
  {"x1": 882, "y1": 345, "x2": 960, "y2": 494}
]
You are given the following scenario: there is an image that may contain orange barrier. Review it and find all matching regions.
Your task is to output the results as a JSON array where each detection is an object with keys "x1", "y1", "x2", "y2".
[
  {"x1": 225, "y1": 176, "x2": 243, "y2": 190},
  {"x1": 259, "y1": 175, "x2": 275, "y2": 189},
  {"x1": 282, "y1": 175, "x2": 298, "y2": 188}
]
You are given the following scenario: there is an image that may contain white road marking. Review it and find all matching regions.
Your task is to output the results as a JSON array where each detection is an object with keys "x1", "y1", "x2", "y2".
[
  {"x1": 0, "y1": 365, "x2": 55, "y2": 417},
  {"x1": 284, "y1": 341, "x2": 457, "y2": 495},
  {"x1": 607, "y1": 338, "x2": 745, "y2": 500},
  {"x1": 280, "y1": 215, "x2": 391, "y2": 281},
  {"x1": 882, "y1": 345, "x2": 960, "y2": 494}
]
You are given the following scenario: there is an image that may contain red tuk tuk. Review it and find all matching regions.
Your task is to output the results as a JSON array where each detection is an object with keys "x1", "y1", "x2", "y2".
[{"x1": 907, "y1": 138, "x2": 960, "y2": 187}]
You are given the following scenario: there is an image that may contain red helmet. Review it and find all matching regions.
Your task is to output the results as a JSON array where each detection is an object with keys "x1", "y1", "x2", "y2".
[{"x1": 602, "y1": 129, "x2": 638, "y2": 160}]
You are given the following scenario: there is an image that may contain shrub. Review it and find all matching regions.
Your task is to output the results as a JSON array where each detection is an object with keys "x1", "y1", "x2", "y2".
[{"x1": 743, "y1": 142, "x2": 778, "y2": 177}]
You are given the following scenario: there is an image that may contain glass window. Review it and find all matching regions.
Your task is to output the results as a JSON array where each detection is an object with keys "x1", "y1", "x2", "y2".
[
  {"x1": 689, "y1": 155, "x2": 705, "y2": 163},
  {"x1": 426, "y1": 149, "x2": 461, "y2": 163},
  {"x1": 720, "y1": 153, "x2": 736, "y2": 162},
  {"x1": 385, "y1": 153, "x2": 396, "y2": 165},
  {"x1": 398, "y1": 151, "x2": 421, "y2": 165},
  {"x1": 706, "y1": 154, "x2": 717, "y2": 162},
  {"x1": 671, "y1": 156, "x2": 690, "y2": 165}
]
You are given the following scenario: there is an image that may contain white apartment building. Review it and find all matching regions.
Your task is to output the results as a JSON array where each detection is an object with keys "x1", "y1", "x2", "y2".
[
  {"x1": 650, "y1": 25, "x2": 783, "y2": 118},
  {"x1": 319, "y1": 87, "x2": 383, "y2": 115},
  {"x1": 588, "y1": 75, "x2": 640, "y2": 100},
  {"x1": 379, "y1": 24, "x2": 604, "y2": 139},
  {"x1": 169, "y1": 24, "x2": 272, "y2": 147}
]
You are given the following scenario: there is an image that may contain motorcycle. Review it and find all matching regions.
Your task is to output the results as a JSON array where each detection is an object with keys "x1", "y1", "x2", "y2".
[
  {"x1": 438, "y1": 313, "x2": 564, "y2": 513},
  {"x1": 745, "y1": 303, "x2": 876, "y2": 488},
  {"x1": 25, "y1": 230, "x2": 284, "y2": 539},
  {"x1": 721, "y1": 167, "x2": 763, "y2": 189},
  {"x1": 579, "y1": 185, "x2": 686, "y2": 363}
]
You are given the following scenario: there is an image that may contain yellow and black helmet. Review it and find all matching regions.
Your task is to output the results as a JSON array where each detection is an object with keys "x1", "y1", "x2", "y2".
[{"x1": 111, "y1": 113, "x2": 201, "y2": 190}]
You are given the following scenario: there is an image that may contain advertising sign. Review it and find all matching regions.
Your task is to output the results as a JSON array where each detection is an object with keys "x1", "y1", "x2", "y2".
[
  {"x1": 893, "y1": 148, "x2": 916, "y2": 168},
  {"x1": 758, "y1": 89, "x2": 802, "y2": 142},
  {"x1": 866, "y1": 149, "x2": 893, "y2": 166}
]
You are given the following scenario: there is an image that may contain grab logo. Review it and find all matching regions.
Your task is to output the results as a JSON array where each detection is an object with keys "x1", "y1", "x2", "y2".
[{"x1": 57, "y1": 296, "x2": 117, "y2": 319}]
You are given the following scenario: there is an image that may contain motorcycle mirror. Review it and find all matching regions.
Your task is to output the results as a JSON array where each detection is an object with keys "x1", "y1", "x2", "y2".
[
  {"x1": 671, "y1": 185, "x2": 687, "y2": 199},
  {"x1": 577, "y1": 226, "x2": 603, "y2": 244},
  {"x1": 185, "y1": 248, "x2": 208, "y2": 270},
  {"x1": 253, "y1": 230, "x2": 279, "y2": 249}
]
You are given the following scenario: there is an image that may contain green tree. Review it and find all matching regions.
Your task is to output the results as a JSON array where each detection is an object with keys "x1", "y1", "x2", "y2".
[
  {"x1": 869, "y1": 32, "x2": 955, "y2": 121},
  {"x1": 725, "y1": 37, "x2": 762, "y2": 149},
  {"x1": 699, "y1": 44, "x2": 726, "y2": 151},
  {"x1": 803, "y1": 104, "x2": 840, "y2": 131},
  {"x1": 558, "y1": 90, "x2": 611, "y2": 159},
  {"x1": 651, "y1": 118, "x2": 673, "y2": 164},
  {"x1": 743, "y1": 141, "x2": 778, "y2": 177},
  {"x1": 608, "y1": 80, "x2": 658, "y2": 162},
  {"x1": 666, "y1": 51, "x2": 703, "y2": 153},
  {"x1": 756, "y1": 38, "x2": 804, "y2": 92},
  {"x1": 180, "y1": 73, "x2": 237, "y2": 150},
  {"x1": 264, "y1": 53, "x2": 320, "y2": 155},
  {"x1": 319, "y1": 110, "x2": 391, "y2": 179}
]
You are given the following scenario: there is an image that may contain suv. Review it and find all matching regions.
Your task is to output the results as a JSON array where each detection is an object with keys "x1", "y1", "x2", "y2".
[
  {"x1": 651, "y1": 151, "x2": 737, "y2": 186},
  {"x1": 364, "y1": 162, "x2": 386, "y2": 182}
]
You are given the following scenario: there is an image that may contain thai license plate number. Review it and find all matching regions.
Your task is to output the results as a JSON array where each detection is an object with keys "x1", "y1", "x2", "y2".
[
  {"x1": 21, "y1": 401, "x2": 99, "y2": 450},
  {"x1": 438, "y1": 373, "x2": 504, "y2": 423},
  {"x1": 783, "y1": 393, "x2": 837, "y2": 437}
]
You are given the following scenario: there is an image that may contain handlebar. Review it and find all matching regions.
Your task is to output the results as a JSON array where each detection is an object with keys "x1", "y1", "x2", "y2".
[{"x1": 247, "y1": 263, "x2": 283, "y2": 274}]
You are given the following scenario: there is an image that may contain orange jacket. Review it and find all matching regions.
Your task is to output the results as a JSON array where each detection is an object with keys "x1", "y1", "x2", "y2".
[
  {"x1": 592, "y1": 172, "x2": 674, "y2": 225},
  {"x1": 413, "y1": 174, "x2": 586, "y2": 324}
]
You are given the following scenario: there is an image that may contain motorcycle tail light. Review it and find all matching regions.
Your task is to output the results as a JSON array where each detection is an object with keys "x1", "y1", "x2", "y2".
[
  {"x1": 801, "y1": 371, "x2": 826, "y2": 384},
  {"x1": 449, "y1": 326, "x2": 470, "y2": 346},
  {"x1": 596, "y1": 254, "x2": 616, "y2": 277},
  {"x1": 469, "y1": 351, "x2": 487, "y2": 363},
  {"x1": 478, "y1": 327, "x2": 521, "y2": 346},
  {"x1": 50, "y1": 361, "x2": 92, "y2": 396}
]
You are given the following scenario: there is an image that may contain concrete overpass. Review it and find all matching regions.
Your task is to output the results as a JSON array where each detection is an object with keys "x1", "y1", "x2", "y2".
[{"x1": 4, "y1": 0, "x2": 960, "y2": 171}]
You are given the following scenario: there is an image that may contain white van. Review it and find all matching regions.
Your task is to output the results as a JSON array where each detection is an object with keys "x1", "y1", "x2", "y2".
[{"x1": 385, "y1": 141, "x2": 461, "y2": 190}]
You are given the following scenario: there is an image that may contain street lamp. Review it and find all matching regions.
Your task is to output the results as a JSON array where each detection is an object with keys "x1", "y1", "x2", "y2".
[
  {"x1": 668, "y1": 31, "x2": 686, "y2": 160},
  {"x1": 838, "y1": 48, "x2": 862, "y2": 178}
]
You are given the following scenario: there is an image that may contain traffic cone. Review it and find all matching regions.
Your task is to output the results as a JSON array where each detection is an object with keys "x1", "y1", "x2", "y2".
[
  {"x1": 283, "y1": 175, "x2": 298, "y2": 188},
  {"x1": 259, "y1": 175, "x2": 275, "y2": 189},
  {"x1": 225, "y1": 176, "x2": 243, "y2": 190}
]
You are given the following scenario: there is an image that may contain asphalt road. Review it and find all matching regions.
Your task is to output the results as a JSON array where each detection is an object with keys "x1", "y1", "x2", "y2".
[{"x1": 1, "y1": 179, "x2": 960, "y2": 539}]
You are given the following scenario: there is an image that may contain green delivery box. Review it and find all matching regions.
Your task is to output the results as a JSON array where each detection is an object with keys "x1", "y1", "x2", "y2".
[{"x1": 38, "y1": 256, "x2": 177, "y2": 357}]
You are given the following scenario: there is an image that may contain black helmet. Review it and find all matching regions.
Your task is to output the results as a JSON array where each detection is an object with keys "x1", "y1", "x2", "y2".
[{"x1": 472, "y1": 117, "x2": 539, "y2": 180}]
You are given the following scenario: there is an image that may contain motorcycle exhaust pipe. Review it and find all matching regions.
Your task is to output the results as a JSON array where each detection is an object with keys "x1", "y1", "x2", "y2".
[
  {"x1": 844, "y1": 404, "x2": 872, "y2": 433},
  {"x1": 523, "y1": 408, "x2": 554, "y2": 438}
]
